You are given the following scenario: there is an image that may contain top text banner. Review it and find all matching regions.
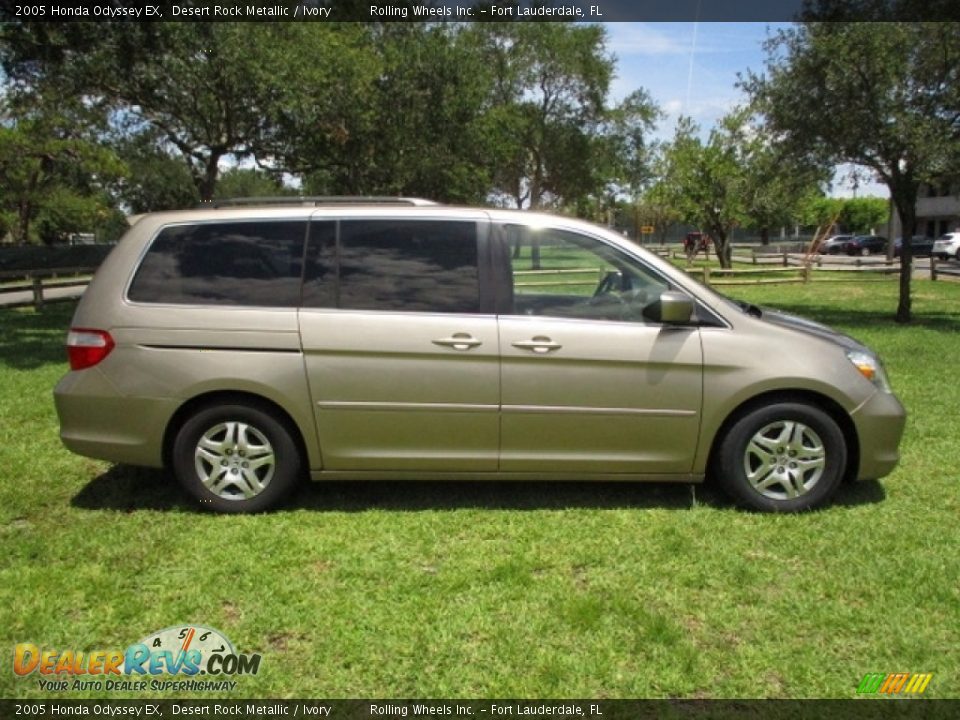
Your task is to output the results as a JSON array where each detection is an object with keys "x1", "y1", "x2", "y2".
[{"x1": 6, "y1": 0, "x2": 960, "y2": 23}]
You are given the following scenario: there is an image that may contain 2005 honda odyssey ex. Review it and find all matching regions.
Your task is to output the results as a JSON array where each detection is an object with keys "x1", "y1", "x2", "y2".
[{"x1": 54, "y1": 198, "x2": 906, "y2": 513}]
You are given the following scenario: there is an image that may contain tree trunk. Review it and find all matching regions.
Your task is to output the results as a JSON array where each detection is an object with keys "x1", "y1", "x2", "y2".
[
  {"x1": 16, "y1": 169, "x2": 41, "y2": 244},
  {"x1": 893, "y1": 194, "x2": 915, "y2": 324},
  {"x1": 760, "y1": 227, "x2": 770, "y2": 246},
  {"x1": 713, "y1": 229, "x2": 731, "y2": 269},
  {"x1": 889, "y1": 174, "x2": 918, "y2": 323},
  {"x1": 17, "y1": 198, "x2": 32, "y2": 246},
  {"x1": 198, "y1": 152, "x2": 223, "y2": 202}
]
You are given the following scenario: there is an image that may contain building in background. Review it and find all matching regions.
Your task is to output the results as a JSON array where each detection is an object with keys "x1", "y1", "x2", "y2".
[{"x1": 891, "y1": 181, "x2": 960, "y2": 238}]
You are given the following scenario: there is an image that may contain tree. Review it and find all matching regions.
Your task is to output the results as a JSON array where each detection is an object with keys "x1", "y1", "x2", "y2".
[
  {"x1": 633, "y1": 145, "x2": 683, "y2": 245},
  {"x1": 214, "y1": 168, "x2": 297, "y2": 201},
  {"x1": 473, "y1": 23, "x2": 619, "y2": 209},
  {"x1": 297, "y1": 23, "x2": 494, "y2": 203},
  {"x1": 1, "y1": 23, "x2": 372, "y2": 201},
  {"x1": 0, "y1": 99, "x2": 124, "y2": 245},
  {"x1": 739, "y1": 136, "x2": 828, "y2": 245},
  {"x1": 841, "y1": 197, "x2": 890, "y2": 235},
  {"x1": 743, "y1": 22, "x2": 960, "y2": 322},
  {"x1": 661, "y1": 113, "x2": 753, "y2": 268},
  {"x1": 113, "y1": 130, "x2": 200, "y2": 213},
  {"x1": 798, "y1": 195, "x2": 890, "y2": 246},
  {"x1": 585, "y1": 89, "x2": 661, "y2": 224}
]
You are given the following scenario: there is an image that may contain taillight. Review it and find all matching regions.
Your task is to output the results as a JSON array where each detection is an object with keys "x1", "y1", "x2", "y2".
[{"x1": 66, "y1": 328, "x2": 115, "y2": 371}]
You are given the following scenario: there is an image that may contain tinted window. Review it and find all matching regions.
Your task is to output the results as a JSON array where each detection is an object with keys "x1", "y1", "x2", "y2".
[
  {"x1": 334, "y1": 220, "x2": 479, "y2": 313},
  {"x1": 301, "y1": 221, "x2": 337, "y2": 308},
  {"x1": 128, "y1": 221, "x2": 307, "y2": 307}
]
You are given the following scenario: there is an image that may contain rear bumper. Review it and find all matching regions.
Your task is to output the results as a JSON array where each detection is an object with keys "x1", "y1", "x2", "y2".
[
  {"x1": 850, "y1": 390, "x2": 907, "y2": 480},
  {"x1": 54, "y1": 369, "x2": 176, "y2": 467}
]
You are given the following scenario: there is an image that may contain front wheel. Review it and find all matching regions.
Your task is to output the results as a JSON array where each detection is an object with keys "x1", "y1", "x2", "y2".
[
  {"x1": 172, "y1": 403, "x2": 302, "y2": 513},
  {"x1": 715, "y1": 403, "x2": 847, "y2": 512}
]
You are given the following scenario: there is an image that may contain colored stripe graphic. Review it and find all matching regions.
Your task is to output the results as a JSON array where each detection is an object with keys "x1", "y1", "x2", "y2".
[
  {"x1": 857, "y1": 673, "x2": 885, "y2": 694},
  {"x1": 858, "y1": 672, "x2": 932, "y2": 695}
]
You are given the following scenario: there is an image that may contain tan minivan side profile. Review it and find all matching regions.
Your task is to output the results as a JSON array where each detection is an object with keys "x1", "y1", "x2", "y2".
[{"x1": 54, "y1": 199, "x2": 906, "y2": 513}]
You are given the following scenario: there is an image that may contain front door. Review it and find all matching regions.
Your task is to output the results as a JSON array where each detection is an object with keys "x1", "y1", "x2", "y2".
[
  {"x1": 496, "y1": 224, "x2": 703, "y2": 474},
  {"x1": 298, "y1": 215, "x2": 499, "y2": 471}
]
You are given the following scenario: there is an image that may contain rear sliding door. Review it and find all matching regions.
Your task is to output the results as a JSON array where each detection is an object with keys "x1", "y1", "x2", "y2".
[{"x1": 298, "y1": 215, "x2": 500, "y2": 471}]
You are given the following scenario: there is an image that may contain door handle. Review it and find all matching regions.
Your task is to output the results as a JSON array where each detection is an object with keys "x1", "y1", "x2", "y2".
[
  {"x1": 512, "y1": 336, "x2": 562, "y2": 354},
  {"x1": 432, "y1": 333, "x2": 482, "y2": 351}
]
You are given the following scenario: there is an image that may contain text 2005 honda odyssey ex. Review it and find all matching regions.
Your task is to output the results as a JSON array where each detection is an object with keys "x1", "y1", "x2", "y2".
[{"x1": 54, "y1": 198, "x2": 906, "y2": 513}]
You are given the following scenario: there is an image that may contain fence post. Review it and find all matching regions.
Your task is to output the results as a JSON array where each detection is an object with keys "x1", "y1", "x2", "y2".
[
  {"x1": 782, "y1": 251, "x2": 788, "y2": 267},
  {"x1": 802, "y1": 264, "x2": 811, "y2": 284},
  {"x1": 930, "y1": 255, "x2": 938, "y2": 281},
  {"x1": 31, "y1": 275, "x2": 44, "y2": 309},
  {"x1": 703, "y1": 267, "x2": 711, "y2": 285},
  {"x1": 752, "y1": 249, "x2": 757, "y2": 265}
]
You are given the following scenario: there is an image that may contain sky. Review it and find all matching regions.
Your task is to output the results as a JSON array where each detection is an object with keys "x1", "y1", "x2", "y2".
[{"x1": 605, "y1": 22, "x2": 889, "y2": 199}]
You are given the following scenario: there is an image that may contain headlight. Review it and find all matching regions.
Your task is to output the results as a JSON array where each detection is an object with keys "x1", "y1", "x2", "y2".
[{"x1": 846, "y1": 350, "x2": 892, "y2": 393}]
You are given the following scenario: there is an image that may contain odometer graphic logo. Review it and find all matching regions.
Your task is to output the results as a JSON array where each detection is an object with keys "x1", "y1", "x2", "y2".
[{"x1": 128, "y1": 625, "x2": 260, "y2": 676}]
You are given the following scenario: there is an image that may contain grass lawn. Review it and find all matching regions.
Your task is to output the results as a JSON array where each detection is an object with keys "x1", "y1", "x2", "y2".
[{"x1": 1, "y1": 280, "x2": 958, "y2": 700}]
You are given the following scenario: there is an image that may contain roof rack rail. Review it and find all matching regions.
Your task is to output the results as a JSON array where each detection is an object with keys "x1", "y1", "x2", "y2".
[{"x1": 199, "y1": 196, "x2": 440, "y2": 208}]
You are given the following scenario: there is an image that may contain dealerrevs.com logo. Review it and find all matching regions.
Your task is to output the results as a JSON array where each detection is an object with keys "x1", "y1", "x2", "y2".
[{"x1": 14, "y1": 625, "x2": 261, "y2": 693}]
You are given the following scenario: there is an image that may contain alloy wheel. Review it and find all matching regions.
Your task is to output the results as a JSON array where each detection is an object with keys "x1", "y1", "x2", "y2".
[
  {"x1": 193, "y1": 421, "x2": 276, "y2": 500},
  {"x1": 743, "y1": 420, "x2": 826, "y2": 500}
]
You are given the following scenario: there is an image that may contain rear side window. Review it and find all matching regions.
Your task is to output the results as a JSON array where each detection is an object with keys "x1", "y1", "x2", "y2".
[
  {"x1": 128, "y1": 221, "x2": 307, "y2": 306},
  {"x1": 303, "y1": 219, "x2": 480, "y2": 313}
]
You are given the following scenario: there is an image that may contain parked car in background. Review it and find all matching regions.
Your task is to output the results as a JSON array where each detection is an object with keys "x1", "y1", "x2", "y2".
[
  {"x1": 683, "y1": 231, "x2": 711, "y2": 259},
  {"x1": 818, "y1": 235, "x2": 854, "y2": 255},
  {"x1": 893, "y1": 236, "x2": 934, "y2": 258},
  {"x1": 932, "y1": 232, "x2": 960, "y2": 260},
  {"x1": 846, "y1": 235, "x2": 888, "y2": 256}
]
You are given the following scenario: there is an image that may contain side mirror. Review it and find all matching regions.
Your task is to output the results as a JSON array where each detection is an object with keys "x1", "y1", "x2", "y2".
[{"x1": 644, "y1": 290, "x2": 694, "y2": 324}]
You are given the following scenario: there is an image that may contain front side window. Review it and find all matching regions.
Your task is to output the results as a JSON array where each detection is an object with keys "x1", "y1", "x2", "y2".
[
  {"x1": 128, "y1": 221, "x2": 307, "y2": 307},
  {"x1": 333, "y1": 220, "x2": 480, "y2": 313},
  {"x1": 501, "y1": 224, "x2": 669, "y2": 323}
]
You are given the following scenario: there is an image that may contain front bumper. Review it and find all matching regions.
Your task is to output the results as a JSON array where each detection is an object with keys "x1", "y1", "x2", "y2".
[{"x1": 850, "y1": 390, "x2": 907, "y2": 480}]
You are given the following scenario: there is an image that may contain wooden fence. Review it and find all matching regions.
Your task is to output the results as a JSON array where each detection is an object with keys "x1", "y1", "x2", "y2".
[
  {"x1": 0, "y1": 267, "x2": 96, "y2": 309},
  {"x1": 2, "y1": 256, "x2": 955, "y2": 311},
  {"x1": 682, "y1": 264, "x2": 906, "y2": 286}
]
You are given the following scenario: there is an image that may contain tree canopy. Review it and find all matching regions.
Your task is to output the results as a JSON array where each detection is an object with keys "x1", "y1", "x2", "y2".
[
  {"x1": 0, "y1": 94, "x2": 124, "y2": 244},
  {"x1": 0, "y1": 21, "x2": 660, "y2": 240},
  {"x1": 661, "y1": 109, "x2": 824, "y2": 267},
  {"x1": 743, "y1": 21, "x2": 960, "y2": 321}
]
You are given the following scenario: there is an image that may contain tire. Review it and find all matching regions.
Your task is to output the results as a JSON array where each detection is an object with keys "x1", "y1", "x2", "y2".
[
  {"x1": 715, "y1": 403, "x2": 847, "y2": 512},
  {"x1": 860, "y1": 247, "x2": 870, "y2": 256},
  {"x1": 172, "y1": 403, "x2": 302, "y2": 513}
]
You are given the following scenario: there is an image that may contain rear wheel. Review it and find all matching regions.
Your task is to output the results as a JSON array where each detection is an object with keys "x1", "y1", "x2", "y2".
[
  {"x1": 172, "y1": 403, "x2": 302, "y2": 513},
  {"x1": 716, "y1": 403, "x2": 847, "y2": 512}
]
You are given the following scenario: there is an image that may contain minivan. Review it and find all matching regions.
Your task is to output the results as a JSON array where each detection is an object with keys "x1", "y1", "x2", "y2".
[{"x1": 54, "y1": 199, "x2": 906, "y2": 513}]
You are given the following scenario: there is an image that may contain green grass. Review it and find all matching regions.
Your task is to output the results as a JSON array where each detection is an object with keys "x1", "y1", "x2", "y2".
[{"x1": 2, "y1": 281, "x2": 959, "y2": 700}]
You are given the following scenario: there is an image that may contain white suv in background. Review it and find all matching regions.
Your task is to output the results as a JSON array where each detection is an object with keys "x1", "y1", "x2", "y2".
[{"x1": 932, "y1": 232, "x2": 960, "y2": 260}]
